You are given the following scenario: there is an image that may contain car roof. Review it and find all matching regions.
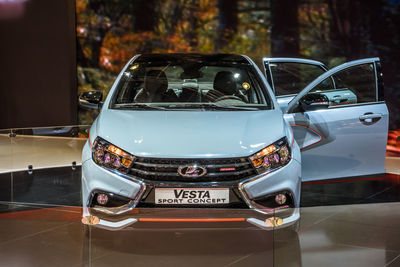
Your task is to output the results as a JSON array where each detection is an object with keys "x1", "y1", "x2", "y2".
[{"x1": 136, "y1": 53, "x2": 250, "y2": 64}]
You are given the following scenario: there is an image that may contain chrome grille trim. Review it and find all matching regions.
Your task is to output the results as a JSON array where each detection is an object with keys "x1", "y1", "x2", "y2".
[
  {"x1": 129, "y1": 156, "x2": 257, "y2": 182},
  {"x1": 133, "y1": 161, "x2": 250, "y2": 169},
  {"x1": 131, "y1": 168, "x2": 181, "y2": 177}
]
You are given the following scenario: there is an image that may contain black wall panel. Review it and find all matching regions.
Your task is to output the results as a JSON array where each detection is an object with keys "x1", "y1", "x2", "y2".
[{"x1": 0, "y1": 0, "x2": 77, "y2": 129}]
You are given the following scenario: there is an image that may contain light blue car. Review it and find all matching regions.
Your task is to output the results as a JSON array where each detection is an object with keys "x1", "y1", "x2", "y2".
[{"x1": 81, "y1": 54, "x2": 388, "y2": 230}]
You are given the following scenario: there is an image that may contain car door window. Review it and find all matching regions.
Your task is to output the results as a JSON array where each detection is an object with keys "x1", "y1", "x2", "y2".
[
  {"x1": 286, "y1": 58, "x2": 383, "y2": 113},
  {"x1": 267, "y1": 62, "x2": 332, "y2": 96},
  {"x1": 308, "y1": 63, "x2": 377, "y2": 107}
]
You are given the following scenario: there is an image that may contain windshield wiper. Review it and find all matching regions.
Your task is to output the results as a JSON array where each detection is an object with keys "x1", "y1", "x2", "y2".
[
  {"x1": 213, "y1": 104, "x2": 259, "y2": 111},
  {"x1": 115, "y1": 103, "x2": 260, "y2": 111},
  {"x1": 166, "y1": 103, "x2": 259, "y2": 111},
  {"x1": 113, "y1": 103, "x2": 166, "y2": 110}
]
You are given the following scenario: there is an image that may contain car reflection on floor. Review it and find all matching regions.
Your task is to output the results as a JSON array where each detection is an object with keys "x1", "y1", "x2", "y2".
[
  {"x1": 0, "y1": 168, "x2": 400, "y2": 266},
  {"x1": 1, "y1": 202, "x2": 400, "y2": 266}
]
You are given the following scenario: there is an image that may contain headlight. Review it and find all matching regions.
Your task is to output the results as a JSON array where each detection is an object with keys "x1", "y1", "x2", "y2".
[
  {"x1": 92, "y1": 137, "x2": 135, "y2": 173},
  {"x1": 249, "y1": 137, "x2": 291, "y2": 174}
]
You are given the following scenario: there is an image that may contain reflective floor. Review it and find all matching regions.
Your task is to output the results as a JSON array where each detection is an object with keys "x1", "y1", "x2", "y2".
[
  {"x1": 0, "y1": 167, "x2": 400, "y2": 266},
  {"x1": 1, "y1": 202, "x2": 400, "y2": 266}
]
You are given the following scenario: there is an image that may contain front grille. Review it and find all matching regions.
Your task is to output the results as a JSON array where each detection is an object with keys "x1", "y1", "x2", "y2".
[{"x1": 129, "y1": 157, "x2": 257, "y2": 183}]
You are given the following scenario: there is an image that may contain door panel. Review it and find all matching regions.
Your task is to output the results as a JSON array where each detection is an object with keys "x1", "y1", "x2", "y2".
[
  {"x1": 283, "y1": 58, "x2": 388, "y2": 181},
  {"x1": 290, "y1": 123, "x2": 323, "y2": 150},
  {"x1": 284, "y1": 103, "x2": 388, "y2": 181}
]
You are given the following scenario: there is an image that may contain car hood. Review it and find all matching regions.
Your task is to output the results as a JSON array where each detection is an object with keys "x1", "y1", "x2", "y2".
[{"x1": 95, "y1": 109, "x2": 286, "y2": 158}]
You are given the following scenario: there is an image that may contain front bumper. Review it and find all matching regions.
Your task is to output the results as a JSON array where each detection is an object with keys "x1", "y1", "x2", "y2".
[
  {"x1": 82, "y1": 146, "x2": 301, "y2": 230},
  {"x1": 83, "y1": 206, "x2": 300, "y2": 231}
]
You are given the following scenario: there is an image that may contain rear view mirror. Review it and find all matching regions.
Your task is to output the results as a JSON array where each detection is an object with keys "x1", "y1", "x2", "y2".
[
  {"x1": 79, "y1": 91, "x2": 103, "y2": 109},
  {"x1": 299, "y1": 93, "x2": 329, "y2": 111}
]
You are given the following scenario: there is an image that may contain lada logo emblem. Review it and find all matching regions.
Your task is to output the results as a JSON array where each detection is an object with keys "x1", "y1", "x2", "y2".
[{"x1": 177, "y1": 165, "x2": 207, "y2": 177}]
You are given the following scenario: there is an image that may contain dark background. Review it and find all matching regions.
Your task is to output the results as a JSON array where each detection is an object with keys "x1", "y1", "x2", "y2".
[
  {"x1": 0, "y1": 0, "x2": 77, "y2": 129},
  {"x1": 0, "y1": 0, "x2": 399, "y2": 129}
]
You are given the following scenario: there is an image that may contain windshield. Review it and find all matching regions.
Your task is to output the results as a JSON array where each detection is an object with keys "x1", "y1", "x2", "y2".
[{"x1": 111, "y1": 54, "x2": 271, "y2": 110}]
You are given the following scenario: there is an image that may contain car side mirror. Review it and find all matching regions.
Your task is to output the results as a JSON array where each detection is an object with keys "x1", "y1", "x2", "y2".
[
  {"x1": 79, "y1": 91, "x2": 103, "y2": 109},
  {"x1": 299, "y1": 93, "x2": 329, "y2": 111}
]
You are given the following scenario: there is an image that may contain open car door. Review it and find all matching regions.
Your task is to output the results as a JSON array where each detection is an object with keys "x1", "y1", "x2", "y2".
[
  {"x1": 263, "y1": 58, "x2": 330, "y2": 111},
  {"x1": 267, "y1": 58, "x2": 388, "y2": 181}
]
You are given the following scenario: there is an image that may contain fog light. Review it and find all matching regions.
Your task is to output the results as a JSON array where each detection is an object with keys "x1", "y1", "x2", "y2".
[
  {"x1": 97, "y1": 193, "x2": 109, "y2": 205},
  {"x1": 275, "y1": 194, "x2": 287, "y2": 205}
]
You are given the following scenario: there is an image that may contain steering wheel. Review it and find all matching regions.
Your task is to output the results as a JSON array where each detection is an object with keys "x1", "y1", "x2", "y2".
[{"x1": 215, "y1": 95, "x2": 243, "y2": 102}]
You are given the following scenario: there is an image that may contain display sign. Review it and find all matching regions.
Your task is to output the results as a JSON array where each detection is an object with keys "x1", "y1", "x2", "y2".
[{"x1": 155, "y1": 188, "x2": 229, "y2": 205}]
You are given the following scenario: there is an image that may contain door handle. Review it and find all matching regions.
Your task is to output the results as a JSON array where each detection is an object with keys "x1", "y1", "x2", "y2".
[{"x1": 359, "y1": 112, "x2": 382, "y2": 125}]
